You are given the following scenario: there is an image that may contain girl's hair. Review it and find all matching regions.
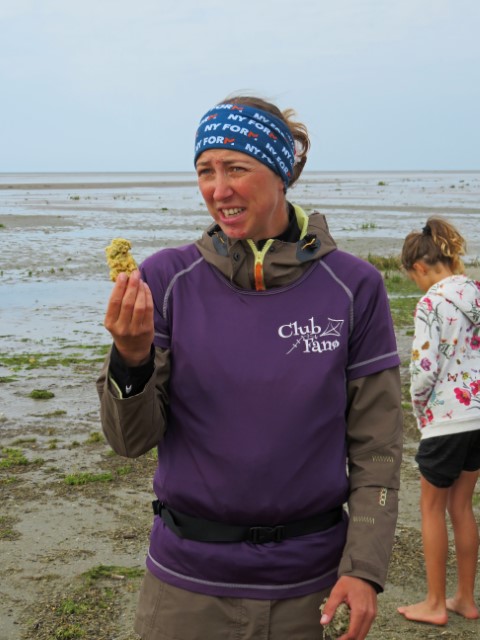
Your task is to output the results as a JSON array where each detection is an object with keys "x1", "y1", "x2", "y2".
[
  {"x1": 221, "y1": 94, "x2": 310, "y2": 188},
  {"x1": 401, "y1": 216, "x2": 466, "y2": 274}
]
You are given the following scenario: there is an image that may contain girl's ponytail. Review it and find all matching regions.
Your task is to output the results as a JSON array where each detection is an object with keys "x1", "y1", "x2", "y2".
[{"x1": 401, "y1": 216, "x2": 466, "y2": 274}]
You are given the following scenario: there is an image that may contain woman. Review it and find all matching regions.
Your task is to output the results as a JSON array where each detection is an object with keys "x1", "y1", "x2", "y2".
[
  {"x1": 97, "y1": 95, "x2": 403, "y2": 640},
  {"x1": 397, "y1": 217, "x2": 480, "y2": 625}
]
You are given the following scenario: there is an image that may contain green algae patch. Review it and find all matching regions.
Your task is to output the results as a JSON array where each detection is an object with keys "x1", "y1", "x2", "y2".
[
  {"x1": 388, "y1": 296, "x2": 417, "y2": 329},
  {"x1": 0, "y1": 447, "x2": 29, "y2": 468},
  {"x1": 41, "y1": 410, "x2": 67, "y2": 418},
  {"x1": 0, "y1": 447, "x2": 44, "y2": 470},
  {"x1": 0, "y1": 375, "x2": 17, "y2": 383},
  {"x1": 24, "y1": 564, "x2": 144, "y2": 640},
  {"x1": 82, "y1": 564, "x2": 144, "y2": 585},
  {"x1": 0, "y1": 345, "x2": 109, "y2": 372},
  {"x1": 382, "y1": 272, "x2": 418, "y2": 329},
  {"x1": 29, "y1": 389, "x2": 55, "y2": 399},
  {"x1": 366, "y1": 253, "x2": 401, "y2": 272},
  {"x1": 64, "y1": 472, "x2": 113, "y2": 486},
  {"x1": 11, "y1": 437, "x2": 37, "y2": 445},
  {"x1": 0, "y1": 515, "x2": 20, "y2": 540},
  {"x1": 84, "y1": 431, "x2": 104, "y2": 445}
]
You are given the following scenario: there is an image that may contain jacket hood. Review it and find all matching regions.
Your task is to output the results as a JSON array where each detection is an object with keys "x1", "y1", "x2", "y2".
[
  {"x1": 195, "y1": 206, "x2": 337, "y2": 290},
  {"x1": 429, "y1": 275, "x2": 480, "y2": 327}
]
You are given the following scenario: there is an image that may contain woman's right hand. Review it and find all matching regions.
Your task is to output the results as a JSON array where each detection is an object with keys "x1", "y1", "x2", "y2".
[{"x1": 104, "y1": 270, "x2": 154, "y2": 367}]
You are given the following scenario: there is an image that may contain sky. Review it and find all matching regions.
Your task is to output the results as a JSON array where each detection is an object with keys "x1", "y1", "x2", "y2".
[{"x1": 0, "y1": 0, "x2": 479, "y2": 172}]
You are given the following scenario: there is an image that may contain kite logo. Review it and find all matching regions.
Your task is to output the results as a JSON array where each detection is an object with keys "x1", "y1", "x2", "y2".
[{"x1": 278, "y1": 317, "x2": 345, "y2": 355}]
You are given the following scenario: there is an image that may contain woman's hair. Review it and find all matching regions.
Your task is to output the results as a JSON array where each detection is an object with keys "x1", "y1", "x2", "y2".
[
  {"x1": 221, "y1": 94, "x2": 310, "y2": 188},
  {"x1": 401, "y1": 216, "x2": 466, "y2": 274}
]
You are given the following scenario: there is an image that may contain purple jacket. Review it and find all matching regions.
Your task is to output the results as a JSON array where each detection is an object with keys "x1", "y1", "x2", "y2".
[
  {"x1": 97, "y1": 209, "x2": 403, "y2": 598},
  {"x1": 138, "y1": 226, "x2": 399, "y2": 598}
]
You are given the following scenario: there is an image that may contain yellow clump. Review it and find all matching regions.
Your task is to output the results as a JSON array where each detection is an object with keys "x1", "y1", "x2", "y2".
[{"x1": 105, "y1": 238, "x2": 138, "y2": 281}]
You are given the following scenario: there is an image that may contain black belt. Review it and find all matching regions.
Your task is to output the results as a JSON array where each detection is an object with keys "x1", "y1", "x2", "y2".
[{"x1": 152, "y1": 500, "x2": 343, "y2": 544}]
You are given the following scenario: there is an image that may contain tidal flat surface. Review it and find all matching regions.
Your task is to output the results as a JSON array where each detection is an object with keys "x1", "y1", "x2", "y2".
[
  {"x1": 1, "y1": 171, "x2": 480, "y2": 639},
  {"x1": 1, "y1": 170, "x2": 479, "y2": 348}
]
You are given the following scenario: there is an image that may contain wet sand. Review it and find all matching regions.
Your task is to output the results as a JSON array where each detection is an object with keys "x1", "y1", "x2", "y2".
[{"x1": 1, "y1": 174, "x2": 480, "y2": 639}]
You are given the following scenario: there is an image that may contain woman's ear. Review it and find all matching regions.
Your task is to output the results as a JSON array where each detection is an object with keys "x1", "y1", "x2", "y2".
[{"x1": 411, "y1": 261, "x2": 428, "y2": 276}]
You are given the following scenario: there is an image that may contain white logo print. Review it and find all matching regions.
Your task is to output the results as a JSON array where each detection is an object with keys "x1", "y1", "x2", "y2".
[{"x1": 278, "y1": 317, "x2": 345, "y2": 355}]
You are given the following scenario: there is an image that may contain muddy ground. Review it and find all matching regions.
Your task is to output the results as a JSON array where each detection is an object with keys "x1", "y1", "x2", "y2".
[{"x1": 1, "y1": 242, "x2": 480, "y2": 640}]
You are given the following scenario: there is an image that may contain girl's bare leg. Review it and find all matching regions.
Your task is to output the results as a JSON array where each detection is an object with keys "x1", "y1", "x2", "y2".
[
  {"x1": 397, "y1": 476, "x2": 449, "y2": 625},
  {"x1": 446, "y1": 469, "x2": 480, "y2": 619}
]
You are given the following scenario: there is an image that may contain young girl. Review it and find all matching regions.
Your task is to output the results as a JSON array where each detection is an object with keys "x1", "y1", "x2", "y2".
[{"x1": 397, "y1": 216, "x2": 480, "y2": 625}]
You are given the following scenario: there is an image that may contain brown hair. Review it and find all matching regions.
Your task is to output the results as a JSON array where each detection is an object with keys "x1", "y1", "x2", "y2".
[
  {"x1": 401, "y1": 216, "x2": 466, "y2": 274},
  {"x1": 221, "y1": 94, "x2": 310, "y2": 189}
]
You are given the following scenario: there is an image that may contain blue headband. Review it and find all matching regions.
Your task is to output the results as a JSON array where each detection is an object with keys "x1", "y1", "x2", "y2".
[{"x1": 194, "y1": 103, "x2": 296, "y2": 188}]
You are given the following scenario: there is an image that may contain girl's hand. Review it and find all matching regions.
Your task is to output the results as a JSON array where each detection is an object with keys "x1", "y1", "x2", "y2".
[{"x1": 104, "y1": 270, "x2": 154, "y2": 366}]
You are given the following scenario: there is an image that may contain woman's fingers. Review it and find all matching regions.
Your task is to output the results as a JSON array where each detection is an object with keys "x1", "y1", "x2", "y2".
[
  {"x1": 104, "y1": 272, "x2": 130, "y2": 328},
  {"x1": 129, "y1": 280, "x2": 154, "y2": 337},
  {"x1": 104, "y1": 271, "x2": 154, "y2": 351},
  {"x1": 105, "y1": 271, "x2": 142, "y2": 333},
  {"x1": 104, "y1": 272, "x2": 155, "y2": 365}
]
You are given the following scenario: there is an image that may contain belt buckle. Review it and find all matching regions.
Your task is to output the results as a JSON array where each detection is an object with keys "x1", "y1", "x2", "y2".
[{"x1": 248, "y1": 525, "x2": 285, "y2": 543}]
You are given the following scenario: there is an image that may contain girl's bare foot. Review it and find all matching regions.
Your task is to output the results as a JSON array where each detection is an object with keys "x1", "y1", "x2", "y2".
[
  {"x1": 446, "y1": 597, "x2": 480, "y2": 619},
  {"x1": 397, "y1": 601, "x2": 448, "y2": 626}
]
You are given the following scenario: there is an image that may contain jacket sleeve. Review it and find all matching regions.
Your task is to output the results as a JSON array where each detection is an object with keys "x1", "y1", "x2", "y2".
[
  {"x1": 338, "y1": 366, "x2": 403, "y2": 591},
  {"x1": 409, "y1": 298, "x2": 441, "y2": 424},
  {"x1": 96, "y1": 346, "x2": 171, "y2": 458}
]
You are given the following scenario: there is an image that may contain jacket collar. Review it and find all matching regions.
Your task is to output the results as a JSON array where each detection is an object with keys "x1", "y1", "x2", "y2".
[{"x1": 195, "y1": 205, "x2": 337, "y2": 290}]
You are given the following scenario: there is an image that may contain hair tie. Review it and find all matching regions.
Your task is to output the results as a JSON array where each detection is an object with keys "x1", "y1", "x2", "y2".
[
  {"x1": 422, "y1": 225, "x2": 432, "y2": 236},
  {"x1": 194, "y1": 103, "x2": 295, "y2": 188}
]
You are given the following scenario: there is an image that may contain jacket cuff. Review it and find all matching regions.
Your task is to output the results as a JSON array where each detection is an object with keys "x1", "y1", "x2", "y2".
[
  {"x1": 109, "y1": 344, "x2": 155, "y2": 397},
  {"x1": 338, "y1": 555, "x2": 383, "y2": 593}
]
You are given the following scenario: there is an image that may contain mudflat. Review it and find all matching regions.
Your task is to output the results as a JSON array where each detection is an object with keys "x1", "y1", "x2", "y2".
[{"x1": 1, "y1": 175, "x2": 480, "y2": 639}]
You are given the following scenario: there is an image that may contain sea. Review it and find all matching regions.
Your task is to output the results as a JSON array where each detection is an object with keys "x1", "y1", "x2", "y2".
[{"x1": 0, "y1": 170, "x2": 479, "y2": 353}]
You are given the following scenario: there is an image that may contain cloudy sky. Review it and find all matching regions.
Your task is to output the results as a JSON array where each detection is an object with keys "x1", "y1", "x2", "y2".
[{"x1": 1, "y1": 0, "x2": 479, "y2": 172}]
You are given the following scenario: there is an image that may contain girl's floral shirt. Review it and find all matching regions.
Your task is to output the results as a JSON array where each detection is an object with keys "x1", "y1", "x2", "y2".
[{"x1": 410, "y1": 275, "x2": 480, "y2": 438}]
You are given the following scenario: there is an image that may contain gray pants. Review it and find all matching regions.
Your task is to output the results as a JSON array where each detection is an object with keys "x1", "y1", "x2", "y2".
[{"x1": 135, "y1": 570, "x2": 331, "y2": 640}]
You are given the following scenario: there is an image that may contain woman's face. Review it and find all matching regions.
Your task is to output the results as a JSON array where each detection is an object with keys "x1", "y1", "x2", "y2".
[{"x1": 196, "y1": 149, "x2": 288, "y2": 242}]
